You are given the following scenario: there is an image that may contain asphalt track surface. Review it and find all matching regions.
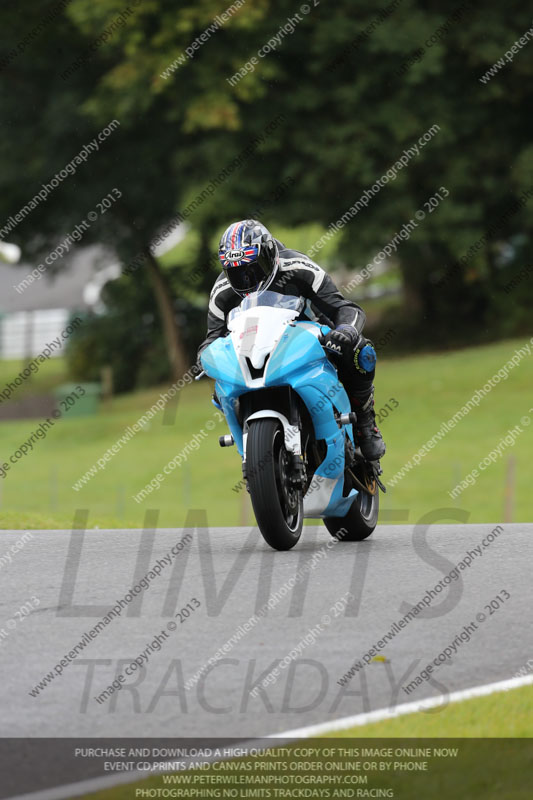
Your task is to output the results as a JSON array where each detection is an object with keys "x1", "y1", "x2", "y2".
[{"x1": 0, "y1": 521, "x2": 531, "y2": 797}]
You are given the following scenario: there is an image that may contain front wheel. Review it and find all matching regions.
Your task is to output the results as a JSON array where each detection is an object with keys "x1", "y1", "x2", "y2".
[
  {"x1": 324, "y1": 476, "x2": 379, "y2": 542},
  {"x1": 246, "y1": 419, "x2": 303, "y2": 550}
]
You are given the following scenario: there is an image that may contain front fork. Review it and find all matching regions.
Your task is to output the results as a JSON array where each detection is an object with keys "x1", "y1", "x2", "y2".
[{"x1": 241, "y1": 413, "x2": 307, "y2": 493}]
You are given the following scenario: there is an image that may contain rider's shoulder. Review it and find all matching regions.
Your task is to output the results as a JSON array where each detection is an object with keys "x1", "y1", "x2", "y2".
[
  {"x1": 278, "y1": 244, "x2": 323, "y2": 272},
  {"x1": 277, "y1": 245, "x2": 326, "y2": 290},
  {"x1": 210, "y1": 273, "x2": 231, "y2": 297}
]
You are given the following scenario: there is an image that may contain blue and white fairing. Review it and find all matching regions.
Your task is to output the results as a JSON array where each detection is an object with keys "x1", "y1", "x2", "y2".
[{"x1": 200, "y1": 291, "x2": 357, "y2": 518}]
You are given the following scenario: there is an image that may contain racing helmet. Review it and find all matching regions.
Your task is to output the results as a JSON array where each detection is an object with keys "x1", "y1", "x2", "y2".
[{"x1": 218, "y1": 219, "x2": 279, "y2": 296}]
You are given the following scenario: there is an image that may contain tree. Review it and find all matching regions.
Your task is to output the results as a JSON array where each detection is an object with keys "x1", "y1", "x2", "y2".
[
  {"x1": 1, "y1": 0, "x2": 531, "y2": 362},
  {"x1": 0, "y1": 0, "x2": 192, "y2": 378}
]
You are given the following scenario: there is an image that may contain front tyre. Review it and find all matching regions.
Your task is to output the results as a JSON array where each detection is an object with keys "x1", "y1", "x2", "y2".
[
  {"x1": 324, "y1": 483, "x2": 379, "y2": 542},
  {"x1": 246, "y1": 419, "x2": 303, "y2": 550}
]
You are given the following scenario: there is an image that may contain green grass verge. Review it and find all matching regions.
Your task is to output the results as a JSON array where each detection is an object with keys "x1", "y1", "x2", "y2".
[
  {"x1": 0, "y1": 337, "x2": 532, "y2": 529},
  {"x1": 326, "y1": 682, "x2": 533, "y2": 738}
]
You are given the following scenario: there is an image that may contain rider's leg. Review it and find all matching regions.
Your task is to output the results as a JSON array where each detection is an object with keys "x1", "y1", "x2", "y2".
[{"x1": 338, "y1": 339, "x2": 386, "y2": 461}]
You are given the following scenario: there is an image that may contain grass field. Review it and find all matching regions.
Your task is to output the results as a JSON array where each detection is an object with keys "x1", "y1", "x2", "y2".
[
  {"x1": 0, "y1": 355, "x2": 68, "y2": 397},
  {"x1": 0, "y1": 336, "x2": 532, "y2": 530}
]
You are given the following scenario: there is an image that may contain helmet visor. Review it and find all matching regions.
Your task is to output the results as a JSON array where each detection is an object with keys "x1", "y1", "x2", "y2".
[
  {"x1": 219, "y1": 244, "x2": 272, "y2": 293},
  {"x1": 225, "y1": 261, "x2": 270, "y2": 292}
]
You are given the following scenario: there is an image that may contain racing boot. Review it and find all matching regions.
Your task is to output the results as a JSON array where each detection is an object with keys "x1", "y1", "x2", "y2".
[{"x1": 351, "y1": 388, "x2": 386, "y2": 461}]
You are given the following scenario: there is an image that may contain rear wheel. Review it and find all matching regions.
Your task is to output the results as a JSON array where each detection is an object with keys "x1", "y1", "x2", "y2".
[
  {"x1": 246, "y1": 419, "x2": 303, "y2": 550},
  {"x1": 324, "y1": 467, "x2": 379, "y2": 541}
]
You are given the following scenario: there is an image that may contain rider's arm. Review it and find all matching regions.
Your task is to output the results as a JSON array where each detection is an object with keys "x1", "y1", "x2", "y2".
[
  {"x1": 311, "y1": 270, "x2": 366, "y2": 335},
  {"x1": 197, "y1": 275, "x2": 231, "y2": 361},
  {"x1": 197, "y1": 308, "x2": 227, "y2": 360},
  {"x1": 279, "y1": 250, "x2": 366, "y2": 335}
]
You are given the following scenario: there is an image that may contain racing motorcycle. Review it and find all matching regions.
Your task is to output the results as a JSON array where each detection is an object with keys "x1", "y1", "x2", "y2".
[{"x1": 199, "y1": 290, "x2": 385, "y2": 550}]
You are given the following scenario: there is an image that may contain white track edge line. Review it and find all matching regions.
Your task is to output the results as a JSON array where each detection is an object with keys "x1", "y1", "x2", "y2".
[{"x1": 270, "y1": 673, "x2": 533, "y2": 739}]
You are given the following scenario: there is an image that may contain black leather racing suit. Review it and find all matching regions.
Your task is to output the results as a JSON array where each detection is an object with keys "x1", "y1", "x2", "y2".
[{"x1": 198, "y1": 241, "x2": 374, "y2": 400}]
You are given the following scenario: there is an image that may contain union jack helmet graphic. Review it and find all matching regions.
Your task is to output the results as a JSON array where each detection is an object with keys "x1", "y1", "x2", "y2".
[{"x1": 218, "y1": 219, "x2": 279, "y2": 296}]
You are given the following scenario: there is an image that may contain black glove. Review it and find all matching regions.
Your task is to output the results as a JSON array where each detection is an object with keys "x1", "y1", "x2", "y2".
[{"x1": 322, "y1": 325, "x2": 361, "y2": 360}]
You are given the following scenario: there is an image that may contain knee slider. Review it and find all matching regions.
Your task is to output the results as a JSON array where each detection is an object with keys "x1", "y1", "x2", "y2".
[{"x1": 354, "y1": 339, "x2": 377, "y2": 374}]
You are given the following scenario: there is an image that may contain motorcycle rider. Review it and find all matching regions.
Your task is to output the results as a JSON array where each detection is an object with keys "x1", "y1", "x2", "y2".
[{"x1": 197, "y1": 219, "x2": 386, "y2": 461}]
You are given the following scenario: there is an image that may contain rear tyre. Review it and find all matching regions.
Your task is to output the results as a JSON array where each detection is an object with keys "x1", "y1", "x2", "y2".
[
  {"x1": 246, "y1": 419, "x2": 303, "y2": 550},
  {"x1": 324, "y1": 478, "x2": 379, "y2": 541}
]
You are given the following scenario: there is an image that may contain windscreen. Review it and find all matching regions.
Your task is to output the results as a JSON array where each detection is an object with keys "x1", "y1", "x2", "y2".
[{"x1": 228, "y1": 291, "x2": 304, "y2": 324}]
